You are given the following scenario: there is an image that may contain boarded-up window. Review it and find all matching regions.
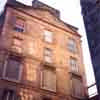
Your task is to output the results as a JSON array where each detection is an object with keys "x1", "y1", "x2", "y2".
[
  {"x1": 13, "y1": 17, "x2": 25, "y2": 33},
  {"x1": 72, "y1": 77, "x2": 83, "y2": 97},
  {"x1": 4, "y1": 55, "x2": 22, "y2": 81},
  {"x1": 44, "y1": 30, "x2": 53, "y2": 43},
  {"x1": 41, "y1": 67, "x2": 56, "y2": 92},
  {"x1": 44, "y1": 48, "x2": 52, "y2": 63}
]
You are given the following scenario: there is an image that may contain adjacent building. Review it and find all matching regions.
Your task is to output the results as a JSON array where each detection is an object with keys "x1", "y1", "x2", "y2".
[
  {"x1": 80, "y1": 0, "x2": 100, "y2": 99},
  {"x1": 0, "y1": 0, "x2": 87, "y2": 100}
]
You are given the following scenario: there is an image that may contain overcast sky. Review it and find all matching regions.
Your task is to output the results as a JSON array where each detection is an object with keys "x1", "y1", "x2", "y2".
[{"x1": 0, "y1": 0, "x2": 97, "y2": 96}]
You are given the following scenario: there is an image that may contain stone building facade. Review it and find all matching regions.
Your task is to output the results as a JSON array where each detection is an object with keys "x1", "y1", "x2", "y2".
[{"x1": 0, "y1": 0, "x2": 87, "y2": 100}]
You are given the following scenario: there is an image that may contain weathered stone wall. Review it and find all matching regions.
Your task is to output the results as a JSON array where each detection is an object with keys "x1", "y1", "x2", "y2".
[{"x1": 0, "y1": 2, "x2": 87, "y2": 100}]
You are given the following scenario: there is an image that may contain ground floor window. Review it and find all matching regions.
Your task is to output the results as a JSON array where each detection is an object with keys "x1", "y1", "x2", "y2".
[{"x1": 2, "y1": 89, "x2": 16, "y2": 100}]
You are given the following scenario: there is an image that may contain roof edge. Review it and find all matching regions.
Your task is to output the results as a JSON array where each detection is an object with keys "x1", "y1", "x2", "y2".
[{"x1": 6, "y1": 0, "x2": 81, "y2": 37}]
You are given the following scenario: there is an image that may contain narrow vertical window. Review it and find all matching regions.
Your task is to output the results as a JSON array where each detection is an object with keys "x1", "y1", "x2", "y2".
[
  {"x1": 68, "y1": 39, "x2": 77, "y2": 52},
  {"x1": 11, "y1": 37, "x2": 22, "y2": 54},
  {"x1": 44, "y1": 48, "x2": 52, "y2": 64},
  {"x1": 70, "y1": 57, "x2": 79, "y2": 73},
  {"x1": 44, "y1": 30, "x2": 53, "y2": 43}
]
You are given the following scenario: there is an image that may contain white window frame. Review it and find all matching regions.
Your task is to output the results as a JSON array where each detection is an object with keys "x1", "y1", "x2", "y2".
[
  {"x1": 44, "y1": 48, "x2": 52, "y2": 63},
  {"x1": 44, "y1": 30, "x2": 53, "y2": 43},
  {"x1": 70, "y1": 58, "x2": 79, "y2": 73},
  {"x1": 68, "y1": 39, "x2": 77, "y2": 52}
]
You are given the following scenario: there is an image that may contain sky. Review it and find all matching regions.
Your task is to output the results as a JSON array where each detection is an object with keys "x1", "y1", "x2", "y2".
[
  {"x1": 16, "y1": 0, "x2": 33, "y2": 6},
  {"x1": 0, "y1": 0, "x2": 98, "y2": 97},
  {"x1": 0, "y1": 0, "x2": 7, "y2": 15}
]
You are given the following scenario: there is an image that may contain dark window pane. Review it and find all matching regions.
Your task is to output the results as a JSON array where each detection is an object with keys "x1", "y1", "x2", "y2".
[
  {"x1": 0, "y1": 62, "x2": 4, "y2": 77},
  {"x1": 5, "y1": 56, "x2": 21, "y2": 80},
  {"x1": 0, "y1": 88, "x2": 4, "y2": 99},
  {"x1": 13, "y1": 17, "x2": 25, "y2": 33},
  {"x1": 2, "y1": 89, "x2": 16, "y2": 100},
  {"x1": 43, "y1": 97, "x2": 51, "y2": 100},
  {"x1": 14, "y1": 26, "x2": 24, "y2": 32}
]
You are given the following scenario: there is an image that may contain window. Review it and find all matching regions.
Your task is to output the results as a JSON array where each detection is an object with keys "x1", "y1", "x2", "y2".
[
  {"x1": 44, "y1": 30, "x2": 53, "y2": 43},
  {"x1": 3, "y1": 55, "x2": 22, "y2": 81},
  {"x1": 41, "y1": 67, "x2": 56, "y2": 92},
  {"x1": 68, "y1": 39, "x2": 77, "y2": 52},
  {"x1": 11, "y1": 38, "x2": 22, "y2": 54},
  {"x1": 44, "y1": 48, "x2": 52, "y2": 63},
  {"x1": 2, "y1": 89, "x2": 16, "y2": 100},
  {"x1": 13, "y1": 17, "x2": 25, "y2": 33},
  {"x1": 72, "y1": 77, "x2": 83, "y2": 97},
  {"x1": 70, "y1": 58, "x2": 79, "y2": 73}
]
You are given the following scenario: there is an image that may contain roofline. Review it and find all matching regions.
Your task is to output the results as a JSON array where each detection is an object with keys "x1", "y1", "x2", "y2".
[
  {"x1": 59, "y1": 19, "x2": 78, "y2": 32},
  {"x1": 6, "y1": 1, "x2": 81, "y2": 37},
  {"x1": 7, "y1": 0, "x2": 60, "y2": 18}
]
